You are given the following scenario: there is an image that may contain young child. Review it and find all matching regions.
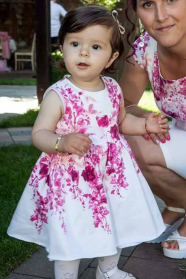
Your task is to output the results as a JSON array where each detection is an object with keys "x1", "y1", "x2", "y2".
[{"x1": 8, "y1": 4, "x2": 168, "y2": 279}]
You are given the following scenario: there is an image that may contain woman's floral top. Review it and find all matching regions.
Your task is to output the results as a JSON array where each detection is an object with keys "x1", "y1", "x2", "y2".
[{"x1": 133, "y1": 32, "x2": 186, "y2": 123}]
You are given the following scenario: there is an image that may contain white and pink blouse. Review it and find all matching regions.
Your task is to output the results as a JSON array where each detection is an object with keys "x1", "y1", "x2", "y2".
[{"x1": 133, "y1": 32, "x2": 186, "y2": 126}]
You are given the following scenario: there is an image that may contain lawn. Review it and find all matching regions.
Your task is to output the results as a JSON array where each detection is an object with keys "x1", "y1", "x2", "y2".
[
  {"x1": 0, "y1": 78, "x2": 36, "y2": 86},
  {"x1": 0, "y1": 145, "x2": 41, "y2": 278},
  {"x1": 0, "y1": 109, "x2": 39, "y2": 128}
]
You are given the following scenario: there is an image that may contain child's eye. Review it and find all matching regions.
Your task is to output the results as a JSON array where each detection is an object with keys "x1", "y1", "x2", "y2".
[
  {"x1": 92, "y1": 45, "x2": 101, "y2": 50},
  {"x1": 71, "y1": 42, "x2": 79, "y2": 47}
]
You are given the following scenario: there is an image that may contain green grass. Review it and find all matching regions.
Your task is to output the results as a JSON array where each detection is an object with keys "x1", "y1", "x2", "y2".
[
  {"x1": 0, "y1": 78, "x2": 36, "y2": 86},
  {"x1": 139, "y1": 91, "x2": 160, "y2": 112},
  {"x1": 0, "y1": 109, "x2": 39, "y2": 128},
  {"x1": 0, "y1": 145, "x2": 41, "y2": 278}
]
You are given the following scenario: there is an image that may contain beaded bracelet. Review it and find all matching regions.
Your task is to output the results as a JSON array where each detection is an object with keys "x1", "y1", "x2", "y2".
[
  {"x1": 55, "y1": 135, "x2": 63, "y2": 153},
  {"x1": 145, "y1": 118, "x2": 151, "y2": 135}
]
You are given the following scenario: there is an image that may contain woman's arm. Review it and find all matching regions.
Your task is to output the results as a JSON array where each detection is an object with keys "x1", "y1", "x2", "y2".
[
  {"x1": 119, "y1": 54, "x2": 150, "y2": 118},
  {"x1": 118, "y1": 95, "x2": 146, "y2": 135},
  {"x1": 119, "y1": 93, "x2": 168, "y2": 136}
]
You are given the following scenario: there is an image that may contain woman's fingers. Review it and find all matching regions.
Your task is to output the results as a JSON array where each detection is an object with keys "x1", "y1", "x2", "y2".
[
  {"x1": 148, "y1": 133, "x2": 161, "y2": 144},
  {"x1": 164, "y1": 131, "x2": 171, "y2": 141},
  {"x1": 144, "y1": 131, "x2": 171, "y2": 144}
]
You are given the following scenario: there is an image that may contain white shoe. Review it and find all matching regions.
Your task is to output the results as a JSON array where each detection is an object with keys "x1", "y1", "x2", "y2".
[
  {"x1": 163, "y1": 230, "x2": 186, "y2": 259},
  {"x1": 146, "y1": 218, "x2": 184, "y2": 243},
  {"x1": 96, "y1": 266, "x2": 137, "y2": 279},
  {"x1": 146, "y1": 206, "x2": 185, "y2": 244}
]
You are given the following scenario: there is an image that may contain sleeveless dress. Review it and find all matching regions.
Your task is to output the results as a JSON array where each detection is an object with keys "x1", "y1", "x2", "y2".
[
  {"x1": 133, "y1": 32, "x2": 186, "y2": 179},
  {"x1": 7, "y1": 76, "x2": 165, "y2": 261}
]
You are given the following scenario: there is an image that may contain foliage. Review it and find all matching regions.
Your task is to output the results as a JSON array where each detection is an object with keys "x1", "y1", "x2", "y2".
[
  {"x1": 81, "y1": 0, "x2": 121, "y2": 10},
  {"x1": 50, "y1": 50, "x2": 68, "y2": 84},
  {"x1": 0, "y1": 145, "x2": 41, "y2": 278},
  {"x1": 0, "y1": 109, "x2": 39, "y2": 128}
]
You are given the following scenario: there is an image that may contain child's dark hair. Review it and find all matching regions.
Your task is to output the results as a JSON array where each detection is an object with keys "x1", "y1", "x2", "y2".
[{"x1": 58, "y1": 4, "x2": 125, "y2": 74}]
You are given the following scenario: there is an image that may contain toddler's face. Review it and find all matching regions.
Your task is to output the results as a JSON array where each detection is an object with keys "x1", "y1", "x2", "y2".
[{"x1": 61, "y1": 25, "x2": 118, "y2": 83}]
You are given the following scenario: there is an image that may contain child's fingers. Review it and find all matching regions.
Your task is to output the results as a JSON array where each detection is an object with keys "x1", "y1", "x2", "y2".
[
  {"x1": 158, "y1": 118, "x2": 168, "y2": 124},
  {"x1": 160, "y1": 128, "x2": 169, "y2": 133},
  {"x1": 149, "y1": 112, "x2": 158, "y2": 118},
  {"x1": 159, "y1": 113, "x2": 166, "y2": 119},
  {"x1": 78, "y1": 133, "x2": 92, "y2": 144},
  {"x1": 159, "y1": 123, "x2": 169, "y2": 129},
  {"x1": 71, "y1": 147, "x2": 84, "y2": 157},
  {"x1": 80, "y1": 144, "x2": 91, "y2": 153}
]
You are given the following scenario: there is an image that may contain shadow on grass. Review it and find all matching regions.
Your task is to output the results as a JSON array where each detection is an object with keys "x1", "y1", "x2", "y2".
[{"x1": 0, "y1": 109, "x2": 39, "y2": 128}]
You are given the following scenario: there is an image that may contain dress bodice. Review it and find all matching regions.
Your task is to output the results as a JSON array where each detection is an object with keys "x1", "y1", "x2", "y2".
[{"x1": 46, "y1": 76, "x2": 122, "y2": 146}]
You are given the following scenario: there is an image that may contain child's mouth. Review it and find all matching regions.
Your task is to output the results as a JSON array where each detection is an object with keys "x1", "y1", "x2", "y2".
[{"x1": 77, "y1": 63, "x2": 89, "y2": 69}]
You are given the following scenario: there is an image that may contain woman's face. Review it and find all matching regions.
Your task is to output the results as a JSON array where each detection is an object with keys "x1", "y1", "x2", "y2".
[{"x1": 136, "y1": 0, "x2": 186, "y2": 49}]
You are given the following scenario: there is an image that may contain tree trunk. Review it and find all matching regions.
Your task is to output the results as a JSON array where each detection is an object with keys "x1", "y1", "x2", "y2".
[{"x1": 35, "y1": 0, "x2": 51, "y2": 103}]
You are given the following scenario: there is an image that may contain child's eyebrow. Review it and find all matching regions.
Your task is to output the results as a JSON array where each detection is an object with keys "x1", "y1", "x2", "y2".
[{"x1": 66, "y1": 36, "x2": 107, "y2": 46}]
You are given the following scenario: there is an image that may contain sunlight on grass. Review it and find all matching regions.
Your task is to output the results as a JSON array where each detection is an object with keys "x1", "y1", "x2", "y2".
[{"x1": 138, "y1": 91, "x2": 160, "y2": 113}]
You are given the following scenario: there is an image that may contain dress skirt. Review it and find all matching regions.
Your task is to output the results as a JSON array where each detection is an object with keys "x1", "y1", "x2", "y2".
[{"x1": 7, "y1": 137, "x2": 165, "y2": 261}]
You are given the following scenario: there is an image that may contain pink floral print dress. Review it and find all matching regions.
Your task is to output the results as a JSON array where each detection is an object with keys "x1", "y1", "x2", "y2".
[
  {"x1": 8, "y1": 76, "x2": 165, "y2": 261},
  {"x1": 133, "y1": 33, "x2": 186, "y2": 179}
]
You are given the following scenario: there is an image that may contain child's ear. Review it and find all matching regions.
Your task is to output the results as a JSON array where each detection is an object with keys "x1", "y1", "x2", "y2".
[{"x1": 105, "y1": 51, "x2": 119, "y2": 69}]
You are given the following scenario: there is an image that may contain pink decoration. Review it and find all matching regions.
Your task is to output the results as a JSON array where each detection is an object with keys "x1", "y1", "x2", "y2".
[{"x1": 0, "y1": 32, "x2": 11, "y2": 59}]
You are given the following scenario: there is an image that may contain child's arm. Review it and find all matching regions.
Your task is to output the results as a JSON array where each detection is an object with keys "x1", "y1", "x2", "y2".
[
  {"x1": 32, "y1": 90, "x2": 92, "y2": 155},
  {"x1": 32, "y1": 90, "x2": 65, "y2": 153},
  {"x1": 119, "y1": 93, "x2": 169, "y2": 135}
]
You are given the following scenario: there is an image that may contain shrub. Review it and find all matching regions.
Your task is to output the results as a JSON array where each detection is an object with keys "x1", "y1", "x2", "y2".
[{"x1": 50, "y1": 51, "x2": 68, "y2": 84}]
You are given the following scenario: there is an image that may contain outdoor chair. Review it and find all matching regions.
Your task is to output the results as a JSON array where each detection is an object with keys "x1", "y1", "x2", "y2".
[{"x1": 15, "y1": 33, "x2": 36, "y2": 71}]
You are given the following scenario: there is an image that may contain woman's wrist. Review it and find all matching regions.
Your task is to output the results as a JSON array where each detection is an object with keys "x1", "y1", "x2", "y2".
[{"x1": 125, "y1": 103, "x2": 151, "y2": 118}]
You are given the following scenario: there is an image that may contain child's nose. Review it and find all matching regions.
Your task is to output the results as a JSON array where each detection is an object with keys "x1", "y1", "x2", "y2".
[{"x1": 79, "y1": 48, "x2": 89, "y2": 57}]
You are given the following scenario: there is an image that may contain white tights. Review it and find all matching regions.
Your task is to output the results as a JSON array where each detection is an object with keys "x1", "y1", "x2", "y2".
[{"x1": 54, "y1": 249, "x2": 123, "y2": 279}]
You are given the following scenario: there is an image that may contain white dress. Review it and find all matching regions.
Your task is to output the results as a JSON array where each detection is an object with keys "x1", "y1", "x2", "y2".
[
  {"x1": 133, "y1": 32, "x2": 186, "y2": 179},
  {"x1": 7, "y1": 76, "x2": 165, "y2": 261}
]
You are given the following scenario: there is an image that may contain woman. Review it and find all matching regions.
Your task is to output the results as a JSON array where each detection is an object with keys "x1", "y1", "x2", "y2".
[
  {"x1": 120, "y1": 0, "x2": 186, "y2": 259},
  {"x1": 50, "y1": 0, "x2": 67, "y2": 51}
]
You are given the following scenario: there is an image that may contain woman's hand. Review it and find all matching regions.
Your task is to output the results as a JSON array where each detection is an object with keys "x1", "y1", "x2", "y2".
[
  {"x1": 146, "y1": 112, "x2": 169, "y2": 136},
  {"x1": 144, "y1": 131, "x2": 170, "y2": 144},
  {"x1": 59, "y1": 133, "x2": 92, "y2": 156}
]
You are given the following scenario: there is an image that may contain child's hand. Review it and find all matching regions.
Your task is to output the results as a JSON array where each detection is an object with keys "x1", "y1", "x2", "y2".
[
  {"x1": 59, "y1": 133, "x2": 92, "y2": 156},
  {"x1": 146, "y1": 113, "x2": 169, "y2": 134}
]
